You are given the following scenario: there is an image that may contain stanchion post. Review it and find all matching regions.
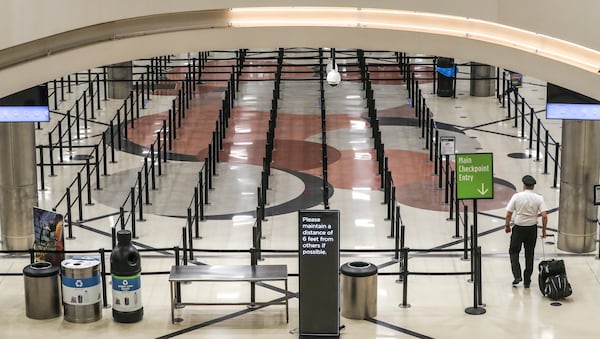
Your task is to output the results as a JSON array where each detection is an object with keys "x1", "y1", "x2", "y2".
[
  {"x1": 76, "y1": 172, "x2": 83, "y2": 221},
  {"x1": 174, "y1": 246, "x2": 182, "y2": 303},
  {"x1": 119, "y1": 207, "x2": 125, "y2": 231},
  {"x1": 434, "y1": 130, "x2": 439, "y2": 173},
  {"x1": 85, "y1": 159, "x2": 93, "y2": 205},
  {"x1": 543, "y1": 131, "x2": 549, "y2": 174},
  {"x1": 130, "y1": 187, "x2": 137, "y2": 238},
  {"x1": 99, "y1": 248, "x2": 109, "y2": 308},
  {"x1": 553, "y1": 143, "x2": 560, "y2": 188},
  {"x1": 65, "y1": 187, "x2": 74, "y2": 239},
  {"x1": 182, "y1": 227, "x2": 188, "y2": 266},
  {"x1": 194, "y1": 187, "x2": 201, "y2": 239},
  {"x1": 187, "y1": 208, "x2": 194, "y2": 261},
  {"x1": 38, "y1": 147, "x2": 45, "y2": 191},
  {"x1": 444, "y1": 155, "x2": 450, "y2": 203},
  {"x1": 462, "y1": 204, "x2": 469, "y2": 260},
  {"x1": 394, "y1": 206, "x2": 400, "y2": 260},
  {"x1": 465, "y1": 245, "x2": 486, "y2": 315},
  {"x1": 449, "y1": 170, "x2": 456, "y2": 222},
  {"x1": 150, "y1": 145, "x2": 156, "y2": 190},
  {"x1": 399, "y1": 247, "x2": 410, "y2": 308},
  {"x1": 111, "y1": 227, "x2": 116, "y2": 249},
  {"x1": 477, "y1": 246, "x2": 484, "y2": 306},
  {"x1": 388, "y1": 186, "x2": 396, "y2": 237},
  {"x1": 528, "y1": 108, "x2": 534, "y2": 153}
]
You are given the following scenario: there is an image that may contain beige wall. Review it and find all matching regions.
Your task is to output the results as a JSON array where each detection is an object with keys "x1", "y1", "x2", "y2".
[{"x1": 1, "y1": 1, "x2": 599, "y2": 99}]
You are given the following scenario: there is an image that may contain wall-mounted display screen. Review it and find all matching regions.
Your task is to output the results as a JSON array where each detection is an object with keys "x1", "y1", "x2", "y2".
[
  {"x1": 0, "y1": 85, "x2": 49, "y2": 122},
  {"x1": 546, "y1": 83, "x2": 600, "y2": 120}
]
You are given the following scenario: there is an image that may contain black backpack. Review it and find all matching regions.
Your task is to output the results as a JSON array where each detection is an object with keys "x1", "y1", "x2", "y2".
[
  {"x1": 538, "y1": 259, "x2": 572, "y2": 300},
  {"x1": 543, "y1": 273, "x2": 572, "y2": 300}
]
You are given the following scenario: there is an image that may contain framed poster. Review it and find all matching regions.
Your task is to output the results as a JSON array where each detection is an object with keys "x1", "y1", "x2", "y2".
[
  {"x1": 594, "y1": 185, "x2": 600, "y2": 206},
  {"x1": 33, "y1": 207, "x2": 65, "y2": 266}
]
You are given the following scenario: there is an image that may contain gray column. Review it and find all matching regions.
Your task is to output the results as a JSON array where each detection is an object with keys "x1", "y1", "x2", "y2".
[
  {"x1": 0, "y1": 122, "x2": 37, "y2": 250},
  {"x1": 557, "y1": 120, "x2": 600, "y2": 253},
  {"x1": 107, "y1": 61, "x2": 133, "y2": 99},
  {"x1": 469, "y1": 63, "x2": 495, "y2": 97}
]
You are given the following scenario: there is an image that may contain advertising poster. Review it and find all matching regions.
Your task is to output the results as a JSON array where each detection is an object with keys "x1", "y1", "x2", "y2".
[{"x1": 33, "y1": 207, "x2": 65, "y2": 266}]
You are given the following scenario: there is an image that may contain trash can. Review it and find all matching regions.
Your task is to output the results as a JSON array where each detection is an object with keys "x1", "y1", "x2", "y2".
[
  {"x1": 61, "y1": 257, "x2": 103, "y2": 323},
  {"x1": 23, "y1": 262, "x2": 61, "y2": 319},
  {"x1": 340, "y1": 261, "x2": 377, "y2": 319},
  {"x1": 436, "y1": 57, "x2": 455, "y2": 97},
  {"x1": 469, "y1": 62, "x2": 495, "y2": 97}
]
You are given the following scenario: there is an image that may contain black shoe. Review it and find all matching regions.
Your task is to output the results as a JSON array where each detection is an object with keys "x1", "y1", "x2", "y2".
[
  {"x1": 512, "y1": 278, "x2": 522, "y2": 285},
  {"x1": 524, "y1": 281, "x2": 531, "y2": 288}
]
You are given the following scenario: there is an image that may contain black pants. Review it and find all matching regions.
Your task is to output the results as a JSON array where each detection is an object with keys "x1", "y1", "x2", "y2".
[{"x1": 509, "y1": 225, "x2": 538, "y2": 282}]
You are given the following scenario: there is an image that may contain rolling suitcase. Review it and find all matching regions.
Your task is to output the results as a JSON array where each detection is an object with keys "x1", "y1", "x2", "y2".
[{"x1": 538, "y1": 237, "x2": 572, "y2": 300}]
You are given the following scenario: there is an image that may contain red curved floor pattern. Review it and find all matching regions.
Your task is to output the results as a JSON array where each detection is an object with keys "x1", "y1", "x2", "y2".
[{"x1": 125, "y1": 60, "x2": 512, "y2": 212}]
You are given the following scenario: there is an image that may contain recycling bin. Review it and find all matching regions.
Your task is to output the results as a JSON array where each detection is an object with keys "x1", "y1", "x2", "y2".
[{"x1": 61, "y1": 257, "x2": 103, "y2": 323}]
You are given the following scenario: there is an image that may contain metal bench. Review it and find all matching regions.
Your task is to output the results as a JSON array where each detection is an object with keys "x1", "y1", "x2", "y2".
[{"x1": 168, "y1": 264, "x2": 289, "y2": 323}]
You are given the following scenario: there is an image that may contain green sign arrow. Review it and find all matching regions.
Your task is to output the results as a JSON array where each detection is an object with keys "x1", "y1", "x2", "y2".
[{"x1": 456, "y1": 153, "x2": 494, "y2": 200}]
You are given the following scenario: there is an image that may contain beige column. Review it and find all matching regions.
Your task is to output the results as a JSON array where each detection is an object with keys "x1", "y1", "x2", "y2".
[
  {"x1": 0, "y1": 122, "x2": 37, "y2": 250},
  {"x1": 557, "y1": 120, "x2": 600, "y2": 253}
]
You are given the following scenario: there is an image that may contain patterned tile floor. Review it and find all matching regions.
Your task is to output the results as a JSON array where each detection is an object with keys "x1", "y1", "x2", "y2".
[{"x1": 1, "y1": 50, "x2": 597, "y2": 339}]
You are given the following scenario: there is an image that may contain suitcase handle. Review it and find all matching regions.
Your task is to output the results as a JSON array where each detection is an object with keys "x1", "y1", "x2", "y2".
[{"x1": 540, "y1": 233, "x2": 556, "y2": 260}]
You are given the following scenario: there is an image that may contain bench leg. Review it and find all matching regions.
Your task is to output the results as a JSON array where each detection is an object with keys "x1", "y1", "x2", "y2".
[{"x1": 170, "y1": 282, "x2": 176, "y2": 324}]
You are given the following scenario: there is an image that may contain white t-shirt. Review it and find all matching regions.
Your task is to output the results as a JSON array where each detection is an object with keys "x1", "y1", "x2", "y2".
[{"x1": 506, "y1": 189, "x2": 547, "y2": 226}]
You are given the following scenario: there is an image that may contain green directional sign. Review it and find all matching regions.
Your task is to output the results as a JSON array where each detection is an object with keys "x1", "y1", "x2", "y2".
[{"x1": 456, "y1": 153, "x2": 494, "y2": 200}]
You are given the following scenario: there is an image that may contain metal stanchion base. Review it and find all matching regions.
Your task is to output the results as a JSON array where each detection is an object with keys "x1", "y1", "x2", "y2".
[
  {"x1": 395, "y1": 278, "x2": 403, "y2": 284},
  {"x1": 398, "y1": 303, "x2": 411, "y2": 308},
  {"x1": 173, "y1": 317, "x2": 183, "y2": 323},
  {"x1": 465, "y1": 306, "x2": 486, "y2": 315},
  {"x1": 460, "y1": 257, "x2": 470, "y2": 261},
  {"x1": 386, "y1": 235, "x2": 394, "y2": 239},
  {"x1": 452, "y1": 235, "x2": 463, "y2": 239}
]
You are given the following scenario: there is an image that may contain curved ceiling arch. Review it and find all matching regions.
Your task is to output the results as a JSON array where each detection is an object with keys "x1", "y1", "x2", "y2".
[{"x1": 1, "y1": 7, "x2": 599, "y2": 100}]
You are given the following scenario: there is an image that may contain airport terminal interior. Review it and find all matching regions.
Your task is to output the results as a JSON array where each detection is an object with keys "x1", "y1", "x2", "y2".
[{"x1": 1, "y1": 48, "x2": 600, "y2": 339}]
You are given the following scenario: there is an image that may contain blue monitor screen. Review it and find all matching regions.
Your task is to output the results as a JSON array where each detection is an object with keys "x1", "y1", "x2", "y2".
[
  {"x1": 0, "y1": 85, "x2": 49, "y2": 122},
  {"x1": 546, "y1": 83, "x2": 600, "y2": 120},
  {"x1": 546, "y1": 103, "x2": 600, "y2": 120},
  {"x1": 0, "y1": 106, "x2": 50, "y2": 122}
]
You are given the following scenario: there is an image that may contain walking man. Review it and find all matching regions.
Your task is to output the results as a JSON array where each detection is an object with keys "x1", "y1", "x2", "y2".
[{"x1": 505, "y1": 175, "x2": 548, "y2": 288}]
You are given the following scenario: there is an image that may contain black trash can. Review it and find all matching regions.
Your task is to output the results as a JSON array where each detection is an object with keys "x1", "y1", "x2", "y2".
[
  {"x1": 23, "y1": 261, "x2": 61, "y2": 319},
  {"x1": 437, "y1": 57, "x2": 455, "y2": 97},
  {"x1": 340, "y1": 261, "x2": 377, "y2": 319}
]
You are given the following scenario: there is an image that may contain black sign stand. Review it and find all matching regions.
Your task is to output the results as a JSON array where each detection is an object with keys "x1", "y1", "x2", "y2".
[
  {"x1": 464, "y1": 199, "x2": 486, "y2": 315},
  {"x1": 298, "y1": 210, "x2": 340, "y2": 338}
]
